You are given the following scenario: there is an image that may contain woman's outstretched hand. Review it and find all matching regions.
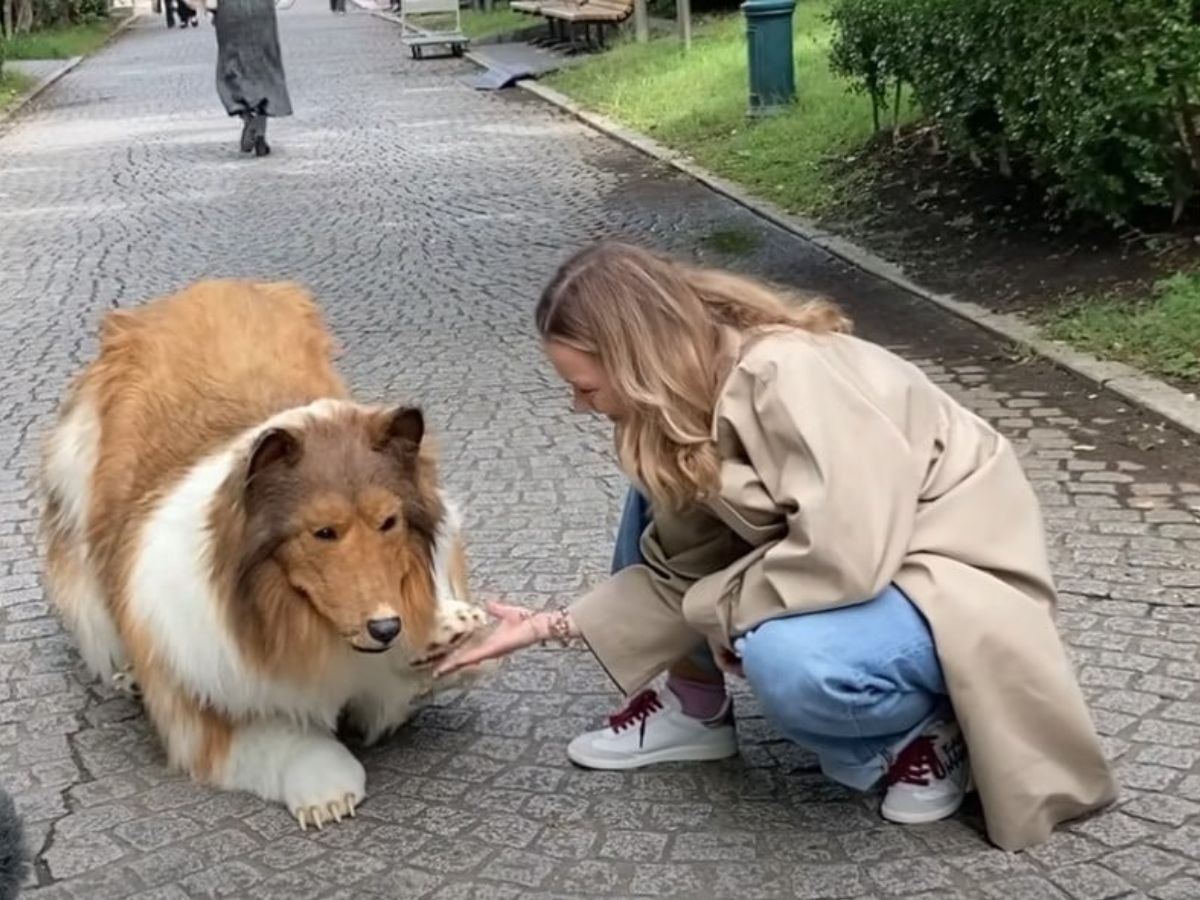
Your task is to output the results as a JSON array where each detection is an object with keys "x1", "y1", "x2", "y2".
[{"x1": 433, "y1": 599, "x2": 546, "y2": 678}]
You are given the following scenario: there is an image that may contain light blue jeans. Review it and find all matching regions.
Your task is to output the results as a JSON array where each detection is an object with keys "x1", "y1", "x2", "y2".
[{"x1": 613, "y1": 488, "x2": 949, "y2": 790}]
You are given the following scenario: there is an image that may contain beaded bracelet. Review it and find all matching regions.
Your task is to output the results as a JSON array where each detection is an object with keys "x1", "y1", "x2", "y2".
[{"x1": 545, "y1": 608, "x2": 574, "y2": 647}]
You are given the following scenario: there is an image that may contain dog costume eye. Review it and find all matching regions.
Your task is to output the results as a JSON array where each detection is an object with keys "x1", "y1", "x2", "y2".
[
  {"x1": 380, "y1": 516, "x2": 398, "y2": 533},
  {"x1": 313, "y1": 527, "x2": 338, "y2": 541}
]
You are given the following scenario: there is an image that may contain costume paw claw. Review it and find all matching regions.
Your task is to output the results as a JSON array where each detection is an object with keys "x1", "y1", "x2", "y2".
[
  {"x1": 112, "y1": 666, "x2": 142, "y2": 698},
  {"x1": 412, "y1": 600, "x2": 489, "y2": 668},
  {"x1": 294, "y1": 792, "x2": 358, "y2": 831},
  {"x1": 281, "y1": 739, "x2": 365, "y2": 831}
]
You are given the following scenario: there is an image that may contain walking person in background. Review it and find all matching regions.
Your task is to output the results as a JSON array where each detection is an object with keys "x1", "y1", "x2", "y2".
[
  {"x1": 177, "y1": 0, "x2": 199, "y2": 27},
  {"x1": 164, "y1": 0, "x2": 198, "y2": 28},
  {"x1": 435, "y1": 240, "x2": 1118, "y2": 851},
  {"x1": 198, "y1": 0, "x2": 296, "y2": 157},
  {"x1": 330, "y1": 0, "x2": 347, "y2": 14}
]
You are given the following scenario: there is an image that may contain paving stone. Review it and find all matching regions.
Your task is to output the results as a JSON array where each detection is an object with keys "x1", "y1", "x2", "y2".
[
  {"x1": 112, "y1": 812, "x2": 203, "y2": 852},
  {"x1": 836, "y1": 827, "x2": 920, "y2": 863},
  {"x1": 552, "y1": 859, "x2": 630, "y2": 895},
  {"x1": 1118, "y1": 763, "x2": 1182, "y2": 792},
  {"x1": 1152, "y1": 876, "x2": 1200, "y2": 899},
  {"x1": 1122, "y1": 794, "x2": 1200, "y2": 826},
  {"x1": 477, "y1": 848, "x2": 558, "y2": 888},
  {"x1": 127, "y1": 846, "x2": 206, "y2": 887},
  {"x1": 128, "y1": 888, "x2": 191, "y2": 900},
  {"x1": 1048, "y1": 864, "x2": 1137, "y2": 900},
  {"x1": 256, "y1": 869, "x2": 332, "y2": 900},
  {"x1": 1153, "y1": 825, "x2": 1200, "y2": 861},
  {"x1": 43, "y1": 832, "x2": 127, "y2": 881},
  {"x1": 179, "y1": 860, "x2": 264, "y2": 898},
  {"x1": 627, "y1": 862, "x2": 713, "y2": 896},
  {"x1": 868, "y1": 858, "x2": 955, "y2": 894},
  {"x1": 982, "y1": 877, "x2": 1070, "y2": 900},
  {"x1": 1176, "y1": 776, "x2": 1200, "y2": 802},
  {"x1": 596, "y1": 830, "x2": 668, "y2": 863},
  {"x1": 1103, "y1": 844, "x2": 1187, "y2": 884},
  {"x1": 1135, "y1": 746, "x2": 1200, "y2": 769},
  {"x1": 1074, "y1": 812, "x2": 1161, "y2": 848}
]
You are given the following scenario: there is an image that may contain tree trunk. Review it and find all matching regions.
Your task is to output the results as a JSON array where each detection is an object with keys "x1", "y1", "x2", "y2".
[
  {"x1": 676, "y1": 0, "x2": 691, "y2": 50},
  {"x1": 633, "y1": 0, "x2": 647, "y2": 43},
  {"x1": 997, "y1": 141, "x2": 1013, "y2": 178},
  {"x1": 1173, "y1": 84, "x2": 1200, "y2": 178},
  {"x1": 891, "y1": 80, "x2": 902, "y2": 139},
  {"x1": 14, "y1": 0, "x2": 32, "y2": 33}
]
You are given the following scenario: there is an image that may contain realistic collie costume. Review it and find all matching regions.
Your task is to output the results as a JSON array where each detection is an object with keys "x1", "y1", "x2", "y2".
[{"x1": 38, "y1": 280, "x2": 489, "y2": 829}]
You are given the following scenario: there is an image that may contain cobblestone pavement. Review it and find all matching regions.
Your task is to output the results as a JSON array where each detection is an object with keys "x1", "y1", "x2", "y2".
[{"x1": 1, "y1": 6, "x2": 1198, "y2": 899}]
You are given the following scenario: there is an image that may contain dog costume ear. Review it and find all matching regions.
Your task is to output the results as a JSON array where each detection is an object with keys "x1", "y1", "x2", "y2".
[
  {"x1": 374, "y1": 406, "x2": 424, "y2": 459},
  {"x1": 247, "y1": 427, "x2": 301, "y2": 483}
]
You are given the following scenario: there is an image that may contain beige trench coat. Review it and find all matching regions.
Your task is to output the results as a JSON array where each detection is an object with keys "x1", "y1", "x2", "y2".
[{"x1": 570, "y1": 329, "x2": 1117, "y2": 851}]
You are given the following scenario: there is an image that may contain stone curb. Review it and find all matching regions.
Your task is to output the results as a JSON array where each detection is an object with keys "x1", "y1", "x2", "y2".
[
  {"x1": 0, "y1": 14, "x2": 142, "y2": 133},
  {"x1": 0, "y1": 57, "x2": 82, "y2": 132},
  {"x1": 516, "y1": 79, "x2": 1200, "y2": 439}
]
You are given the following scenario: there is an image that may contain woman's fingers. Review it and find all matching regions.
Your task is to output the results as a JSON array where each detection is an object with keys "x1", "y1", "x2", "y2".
[
  {"x1": 483, "y1": 599, "x2": 533, "y2": 622},
  {"x1": 433, "y1": 615, "x2": 537, "y2": 678},
  {"x1": 432, "y1": 599, "x2": 562, "y2": 678}
]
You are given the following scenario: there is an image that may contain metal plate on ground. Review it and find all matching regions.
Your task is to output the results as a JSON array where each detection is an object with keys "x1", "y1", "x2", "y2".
[
  {"x1": 469, "y1": 63, "x2": 533, "y2": 90},
  {"x1": 467, "y1": 42, "x2": 588, "y2": 89}
]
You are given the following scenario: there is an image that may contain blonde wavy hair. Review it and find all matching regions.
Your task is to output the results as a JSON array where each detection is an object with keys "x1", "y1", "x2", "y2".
[{"x1": 535, "y1": 241, "x2": 852, "y2": 509}]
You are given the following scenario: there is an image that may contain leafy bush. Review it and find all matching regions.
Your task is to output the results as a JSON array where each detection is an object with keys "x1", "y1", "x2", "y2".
[
  {"x1": 647, "y1": 0, "x2": 740, "y2": 16},
  {"x1": 828, "y1": 0, "x2": 1200, "y2": 222}
]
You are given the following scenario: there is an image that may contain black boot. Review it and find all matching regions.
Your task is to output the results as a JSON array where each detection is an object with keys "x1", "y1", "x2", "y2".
[
  {"x1": 239, "y1": 113, "x2": 256, "y2": 153},
  {"x1": 253, "y1": 116, "x2": 271, "y2": 157}
]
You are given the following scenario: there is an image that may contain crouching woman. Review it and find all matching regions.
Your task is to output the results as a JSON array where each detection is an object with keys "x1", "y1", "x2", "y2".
[{"x1": 437, "y1": 241, "x2": 1117, "y2": 851}]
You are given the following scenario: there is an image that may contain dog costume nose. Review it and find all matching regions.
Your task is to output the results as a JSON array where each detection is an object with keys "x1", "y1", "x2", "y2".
[{"x1": 367, "y1": 617, "x2": 401, "y2": 644}]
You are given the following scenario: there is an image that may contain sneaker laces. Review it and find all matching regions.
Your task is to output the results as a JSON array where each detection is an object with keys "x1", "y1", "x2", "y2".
[
  {"x1": 885, "y1": 735, "x2": 946, "y2": 787},
  {"x1": 607, "y1": 689, "x2": 663, "y2": 734}
]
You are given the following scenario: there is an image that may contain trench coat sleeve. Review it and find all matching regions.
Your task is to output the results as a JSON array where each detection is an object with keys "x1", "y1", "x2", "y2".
[
  {"x1": 568, "y1": 567, "x2": 703, "y2": 696},
  {"x1": 569, "y1": 502, "x2": 752, "y2": 695},
  {"x1": 699, "y1": 348, "x2": 925, "y2": 627}
]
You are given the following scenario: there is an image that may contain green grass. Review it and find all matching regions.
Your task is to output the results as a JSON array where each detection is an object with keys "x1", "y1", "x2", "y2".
[
  {"x1": 0, "y1": 69, "x2": 36, "y2": 114},
  {"x1": 3, "y1": 19, "x2": 116, "y2": 61},
  {"x1": 546, "y1": 2, "x2": 897, "y2": 215},
  {"x1": 421, "y1": 4, "x2": 529, "y2": 39},
  {"x1": 1041, "y1": 272, "x2": 1200, "y2": 382}
]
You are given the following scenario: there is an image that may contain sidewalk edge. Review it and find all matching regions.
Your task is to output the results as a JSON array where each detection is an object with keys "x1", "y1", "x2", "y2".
[{"x1": 0, "y1": 14, "x2": 142, "y2": 133}]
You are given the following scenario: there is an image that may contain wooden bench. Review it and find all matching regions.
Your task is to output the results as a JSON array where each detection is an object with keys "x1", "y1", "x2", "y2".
[
  {"x1": 510, "y1": 0, "x2": 575, "y2": 46},
  {"x1": 513, "y1": 0, "x2": 632, "y2": 50}
]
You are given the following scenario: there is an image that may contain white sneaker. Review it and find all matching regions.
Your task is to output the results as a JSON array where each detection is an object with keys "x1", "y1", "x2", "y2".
[
  {"x1": 566, "y1": 687, "x2": 738, "y2": 770},
  {"x1": 880, "y1": 719, "x2": 972, "y2": 825}
]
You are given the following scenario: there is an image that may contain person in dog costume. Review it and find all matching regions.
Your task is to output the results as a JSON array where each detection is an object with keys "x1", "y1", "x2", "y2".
[{"x1": 436, "y1": 240, "x2": 1117, "y2": 851}]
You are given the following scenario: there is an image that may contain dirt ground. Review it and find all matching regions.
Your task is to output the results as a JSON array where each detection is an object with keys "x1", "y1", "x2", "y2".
[{"x1": 819, "y1": 129, "x2": 1200, "y2": 392}]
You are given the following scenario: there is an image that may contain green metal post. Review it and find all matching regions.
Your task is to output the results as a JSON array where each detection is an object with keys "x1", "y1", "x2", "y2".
[{"x1": 741, "y1": 0, "x2": 796, "y2": 117}]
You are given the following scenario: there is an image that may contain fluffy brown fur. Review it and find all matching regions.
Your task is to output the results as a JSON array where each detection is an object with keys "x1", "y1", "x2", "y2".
[{"x1": 40, "y1": 280, "x2": 488, "y2": 827}]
